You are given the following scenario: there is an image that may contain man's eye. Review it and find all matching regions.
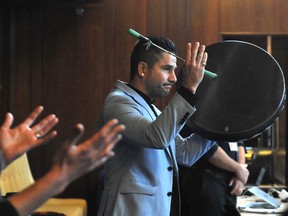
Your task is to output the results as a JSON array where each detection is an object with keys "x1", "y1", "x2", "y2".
[{"x1": 162, "y1": 67, "x2": 170, "y2": 72}]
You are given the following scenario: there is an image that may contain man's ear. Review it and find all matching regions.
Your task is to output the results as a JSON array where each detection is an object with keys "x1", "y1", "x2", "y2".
[{"x1": 137, "y1": 62, "x2": 147, "y2": 77}]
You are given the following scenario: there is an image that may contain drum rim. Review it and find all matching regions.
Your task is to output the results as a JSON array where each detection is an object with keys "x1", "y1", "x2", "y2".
[{"x1": 187, "y1": 40, "x2": 286, "y2": 142}]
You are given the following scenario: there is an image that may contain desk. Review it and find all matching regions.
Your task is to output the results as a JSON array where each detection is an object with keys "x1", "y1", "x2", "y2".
[{"x1": 237, "y1": 196, "x2": 288, "y2": 215}]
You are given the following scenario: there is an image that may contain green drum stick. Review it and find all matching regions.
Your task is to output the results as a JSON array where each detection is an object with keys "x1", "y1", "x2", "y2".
[{"x1": 128, "y1": 28, "x2": 217, "y2": 80}]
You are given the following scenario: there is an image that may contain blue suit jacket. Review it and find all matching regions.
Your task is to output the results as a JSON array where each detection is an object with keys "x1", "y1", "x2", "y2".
[{"x1": 97, "y1": 80, "x2": 214, "y2": 216}]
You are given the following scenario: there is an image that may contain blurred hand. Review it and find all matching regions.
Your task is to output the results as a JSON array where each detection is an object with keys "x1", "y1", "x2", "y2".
[
  {"x1": 230, "y1": 177, "x2": 245, "y2": 196},
  {"x1": 52, "y1": 119, "x2": 125, "y2": 186},
  {"x1": 235, "y1": 164, "x2": 249, "y2": 184}
]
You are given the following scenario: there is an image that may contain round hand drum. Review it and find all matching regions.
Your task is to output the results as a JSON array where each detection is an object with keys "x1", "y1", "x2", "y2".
[{"x1": 186, "y1": 40, "x2": 286, "y2": 141}]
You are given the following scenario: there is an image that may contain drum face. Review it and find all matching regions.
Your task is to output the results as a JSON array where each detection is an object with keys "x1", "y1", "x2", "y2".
[{"x1": 187, "y1": 40, "x2": 286, "y2": 141}]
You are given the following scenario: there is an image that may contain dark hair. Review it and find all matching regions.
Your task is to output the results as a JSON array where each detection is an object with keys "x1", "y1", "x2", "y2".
[{"x1": 129, "y1": 36, "x2": 177, "y2": 81}]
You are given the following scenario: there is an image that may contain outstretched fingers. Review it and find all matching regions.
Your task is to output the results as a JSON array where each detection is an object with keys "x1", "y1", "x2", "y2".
[
  {"x1": 195, "y1": 43, "x2": 206, "y2": 65},
  {"x1": 201, "y1": 52, "x2": 208, "y2": 67},
  {"x1": 186, "y1": 42, "x2": 207, "y2": 68},
  {"x1": 186, "y1": 43, "x2": 192, "y2": 63},
  {"x1": 71, "y1": 123, "x2": 85, "y2": 146},
  {"x1": 31, "y1": 114, "x2": 59, "y2": 139},
  {"x1": 36, "y1": 130, "x2": 58, "y2": 145},
  {"x1": 90, "y1": 119, "x2": 125, "y2": 154},
  {"x1": 190, "y1": 42, "x2": 199, "y2": 63},
  {"x1": 22, "y1": 106, "x2": 44, "y2": 127},
  {"x1": 1, "y1": 113, "x2": 14, "y2": 129}
]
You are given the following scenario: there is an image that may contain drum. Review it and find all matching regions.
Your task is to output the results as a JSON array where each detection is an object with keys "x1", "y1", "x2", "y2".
[{"x1": 186, "y1": 40, "x2": 286, "y2": 141}]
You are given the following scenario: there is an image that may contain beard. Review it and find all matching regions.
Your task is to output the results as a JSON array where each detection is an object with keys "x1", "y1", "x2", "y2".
[{"x1": 147, "y1": 83, "x2": 172, "y2": 98}]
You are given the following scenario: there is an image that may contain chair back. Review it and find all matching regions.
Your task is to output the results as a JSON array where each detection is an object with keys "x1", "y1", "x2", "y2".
[
  {"x1": 0, "y1": 153, "x2": 35, "y2": 195},
  {"x1": 0, "y1": 154, "x2": 88, "y2": 216}
]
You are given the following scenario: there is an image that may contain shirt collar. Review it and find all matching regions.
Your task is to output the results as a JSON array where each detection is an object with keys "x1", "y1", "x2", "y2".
[{"x1": 126, "y1": 84, "x2": 155, "y2": 105}]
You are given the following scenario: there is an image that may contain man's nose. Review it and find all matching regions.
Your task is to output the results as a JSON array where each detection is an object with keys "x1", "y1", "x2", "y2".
[{"x1": 168, "y1": 71, "x2": 177, "y2": 83}]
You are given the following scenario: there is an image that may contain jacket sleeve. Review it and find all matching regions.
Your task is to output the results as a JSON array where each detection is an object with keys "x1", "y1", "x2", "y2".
[
  {"x1": 175, "y1": 133, "x2": 216, "y2": 167},
  {"x1": 103, "y1": 91, "x2": 196, "y2": 149}
]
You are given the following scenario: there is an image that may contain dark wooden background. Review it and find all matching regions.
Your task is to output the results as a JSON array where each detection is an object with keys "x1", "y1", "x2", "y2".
[{"x1": 1, "y1": 0, "x2": 288, "y2": 215}]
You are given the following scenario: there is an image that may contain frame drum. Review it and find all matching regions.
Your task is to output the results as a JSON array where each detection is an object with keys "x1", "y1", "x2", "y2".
[{"x1": 186, "y1": 40, "x2": 286, "y2": 141}]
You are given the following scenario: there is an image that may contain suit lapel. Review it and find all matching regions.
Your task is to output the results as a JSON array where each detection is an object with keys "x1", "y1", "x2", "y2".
[
  {"x1": 115, "y1": 80, "x2": 181, "y2": 215},
  {"x1": 115, "y1": 80, "x2": 156, "y2": 120}
]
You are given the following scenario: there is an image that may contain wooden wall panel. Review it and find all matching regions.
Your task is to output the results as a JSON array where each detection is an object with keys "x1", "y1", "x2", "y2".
[
  {"x1": 1, "y1": 0, "x2": 288, "y2": 215},
  {"x1": 102, "y1": 0, "x2": 147, "y2": 81},
  {"x1": 146, "y1": 0, "x2": 220, "y2": 109},
  {"x1": 189, "y1": 0, "x2": 220, "y2": 45},
  {"x1": 146, "y1": 0, "x2": 175, "y2": 109},
  {"x1": 0, "y1": 0, "x2": 145, "y2": 210},
  {"x1": 13, "y1": 9, "x2": 32, "y2": 121},
  {"x1": 35, "y1": 6, "x2": 105, "y2": 199},
  {"x1": 0, "y1": 10, "x2": 11, "y2": 122},
  {"x1": 146, "y1": 0, "x2": 167, "y2": 35},
  {"x1": 219, "y1": 0, "x2": 288, "y2": 33}
]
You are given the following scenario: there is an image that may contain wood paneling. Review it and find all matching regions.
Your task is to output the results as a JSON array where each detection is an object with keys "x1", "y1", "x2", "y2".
[
  {"x1": 219, "y1": 0, "x2": 288, "y2": 33},
  {"x1": 0, "y1": 10, "x2": 11, "y2": 122},
  {"x1": 189, "y1": 0, "x2": 220, "y2": 45},
  {"x1": 3, "y1": 0, "x2": 101, "y2": 6},
  {"x1": 1, "y1": 0, "x2": 288, "y2": 215}
]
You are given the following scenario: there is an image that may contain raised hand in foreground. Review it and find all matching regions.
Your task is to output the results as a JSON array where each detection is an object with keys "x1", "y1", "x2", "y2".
[
  {"x1": 6, "y1": 118, "x2": 125, "y2": 216},
  {"x1": 0, "y1": 106, "x2": 58, "y2": 168}
]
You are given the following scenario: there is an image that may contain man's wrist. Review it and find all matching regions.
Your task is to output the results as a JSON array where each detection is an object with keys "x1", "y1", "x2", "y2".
[
  {"x1": 44, "y1": 167, "x2": 70, "y2": 194},
  {"x1": 177, "y1": 85, "x2": 198, "y2": 106}
]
